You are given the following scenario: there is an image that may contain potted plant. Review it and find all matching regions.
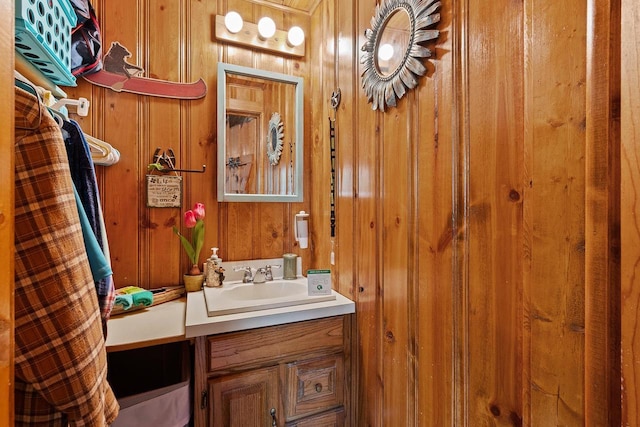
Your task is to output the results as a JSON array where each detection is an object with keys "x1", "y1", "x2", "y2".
[{"x1": 174, "y1": 202, "x2": 205, "y2": 291}]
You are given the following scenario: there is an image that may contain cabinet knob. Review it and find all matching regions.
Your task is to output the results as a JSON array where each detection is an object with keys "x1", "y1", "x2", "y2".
[
  {"x1": 270, "y1": 407, "x2": 277, "y2": 426},
  {"x1": 315, "y1": 383, "x2": 323, "y2": 393}
]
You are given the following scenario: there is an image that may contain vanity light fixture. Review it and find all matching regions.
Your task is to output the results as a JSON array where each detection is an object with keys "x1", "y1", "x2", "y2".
[
  {"x1": 287, "y1": 26, "x2": 305, "y2": 47},
  {"x1": 224, "y1": 11, "x2": 243, "y2": 34},
  {"x1": 257, "y1": 16, "x2": 276, "y2": 39},
  {"x1": 214, "y1": 14, "x2": 306, "y2": 57}
]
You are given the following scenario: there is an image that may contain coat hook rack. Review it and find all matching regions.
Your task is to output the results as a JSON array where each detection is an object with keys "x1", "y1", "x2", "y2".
[
  {"x1": 52, "y1": 97, "x2": 90, "y2": 116},
  {"x1": 149, "y1": 148, "x2": 206, "y2": 174}
]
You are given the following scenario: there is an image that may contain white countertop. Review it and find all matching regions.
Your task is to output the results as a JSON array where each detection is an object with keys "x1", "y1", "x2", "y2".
[
  {"x1": 185, "y1": 288, "x2": 355, "y2": 338},
  {"x1": 105, "y1": 297, "x2": 187, "y2": 352},
  {"x1": 105, "y1": 286, "x2": 355, "y2": 350}
]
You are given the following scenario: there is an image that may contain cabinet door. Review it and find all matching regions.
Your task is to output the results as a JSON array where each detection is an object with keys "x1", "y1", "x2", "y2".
[
  {"x1": 209, "y1": 366, "x2": 281, "y2": 427},
  {"x1": 285, "y1": 408, "x2": 345, "y2": 427}
]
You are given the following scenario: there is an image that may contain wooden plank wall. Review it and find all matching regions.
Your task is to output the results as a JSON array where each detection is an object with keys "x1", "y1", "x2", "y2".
[
  {"x1": 68, "y1": 0, "x2": 312, "y2": 288},
  {"x1": 310, "y1": 0, "x2": 623, "y2": 425},
  {"x1": 622, "y1": 0, "x2": 640, "y2": 424},
  {"x1": 62, "y1": 0, "x2": 629, "y2": 425}
]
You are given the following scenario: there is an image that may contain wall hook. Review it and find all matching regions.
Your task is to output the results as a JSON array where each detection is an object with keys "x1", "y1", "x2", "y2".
[{"x1": 148, "y1": 148, "x2": 206, "y2": 174}]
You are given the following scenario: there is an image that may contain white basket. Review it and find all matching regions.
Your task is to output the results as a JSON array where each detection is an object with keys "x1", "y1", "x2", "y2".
[
  {"x1": 111, "y1": 378, "x2": 190, "y2": 427},
  {"x1": 110, "y1": 342, "x2": 191, "y2": 427}
]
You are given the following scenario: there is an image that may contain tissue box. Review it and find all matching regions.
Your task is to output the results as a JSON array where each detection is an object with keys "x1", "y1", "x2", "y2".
[{"x1": 307, "y1": 269, "x2": 332, "y2": 296}]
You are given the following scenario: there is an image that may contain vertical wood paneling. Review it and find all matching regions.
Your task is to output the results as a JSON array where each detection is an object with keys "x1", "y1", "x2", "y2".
[
  {"x1": 585, "y1": 0, "x2": 621, "y2": 425},
  {"x1": 381, "y1": 101, "x2": 412, "y2": 427},
  {"x1": 332, "y1": 6, "x2": 358, "y2": 426},
  {"x1": 185, "y1": 0, "x2": 220, "y2": 272},
  {"x1": 147, "y1": 1, "x2": 184, "y2": 285},
  {"x1": 93, "y1": 0, "x2": 147, "y2": 286},
  {"x1": 355, "y1": 0, "x2": 383, "y2": 424},
  {"x1": 416, "y1": 3, "x2": 454, "y2": 426},
  {"x1": 621, "y1": 0, "x2": 640, "y2": 423},
  {"x1": 308, "y1": 0, "x2": 332, "y2": 271},
  {"x1": 333, "y1": 0, "x2": 356, "y2": 301},
  {"x1": 328, "y1": 0, "x2": 618, "y2": 424},
  {"x1": 524, "y1": 0, "x2": 587, "y2": 425},
  {"x1": 451, "y1": 0, "x2": 470, "y2": 423},
  {"x1": 466, "y1": 0, "x2": 524, "y2": 424},
  {"x1": 0, "y1": 1, "x2": 14, "y2": 424}
]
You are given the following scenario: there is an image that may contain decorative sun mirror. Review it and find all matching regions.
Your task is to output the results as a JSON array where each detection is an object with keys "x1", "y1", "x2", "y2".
[
  {"x1": 217, "y1": 62, "x2": 303, "y2": 202},
  {"x1": 267, "y1": 112, "x2": 284, "y2": 166},
  {"x1": 361, "y1": 0, "x2": 441, "y2": 111}
]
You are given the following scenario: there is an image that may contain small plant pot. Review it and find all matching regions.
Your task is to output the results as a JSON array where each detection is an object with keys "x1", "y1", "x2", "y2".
[{"x1": 183, "y1": 274, "x2": 204, "y2": 292}]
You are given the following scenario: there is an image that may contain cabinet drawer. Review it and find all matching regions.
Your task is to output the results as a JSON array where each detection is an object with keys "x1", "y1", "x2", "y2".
[
  {"x1": 284, "y1": 354, "x2": 344, "y2": 420},
  {"x1": 207, "y1": 317, "x2": 344, "y2": 373},
  {"x1": 285, "y1": 408, "x2": 345, "y2": 427}
]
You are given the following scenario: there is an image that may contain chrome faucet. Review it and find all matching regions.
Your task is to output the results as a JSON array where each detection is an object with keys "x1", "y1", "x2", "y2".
[
  {"x1": 263, "y1": 264, "x2": 281, "y2": 282},
  {"x1": 233, "y1": 264, "x2": 281, "y2": 283},
  {"x1": 253, "y1": 267, "x2": 268, "y2": 284},
  {"x1": 233, "y1": 266, "x2": 253, "y2": 283}
]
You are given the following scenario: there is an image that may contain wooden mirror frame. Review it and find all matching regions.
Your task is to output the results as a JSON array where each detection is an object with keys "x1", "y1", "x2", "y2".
[
  {"x1": 360, "y1": 0, "x2": 442, "y2": 111},
  {"x1": 217, "y1": 62, "x2": 304, "y2": 202}
]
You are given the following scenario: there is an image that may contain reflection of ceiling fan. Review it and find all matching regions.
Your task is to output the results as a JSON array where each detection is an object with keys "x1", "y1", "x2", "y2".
[{"x1": 227, "y1": 114, "x2": 255, "y2": 128}]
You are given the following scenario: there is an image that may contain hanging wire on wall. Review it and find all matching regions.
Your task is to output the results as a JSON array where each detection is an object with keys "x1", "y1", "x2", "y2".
[{"x1": 329, "y1": 88, "x2": 341, "y2": 239}]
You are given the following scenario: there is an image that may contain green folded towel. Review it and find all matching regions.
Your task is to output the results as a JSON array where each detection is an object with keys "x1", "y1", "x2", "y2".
[
  {"x1": 117, "y1": 286, "x2": 154, "y2": 309},
  {"x1": 131, "y1": 290, "x2": 153, "y2": 307},
  {"x1": 114, "y1": 293, "x2": 133, "y2": 310}
]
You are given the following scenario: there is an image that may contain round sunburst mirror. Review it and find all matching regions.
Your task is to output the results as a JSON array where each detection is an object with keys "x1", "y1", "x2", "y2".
[
  {"x1": 267, "y1": 112, "x2": 284, "y2": 166},
  {"x1": 361, "y1": 0, "x2": 441, "y2": 111}
]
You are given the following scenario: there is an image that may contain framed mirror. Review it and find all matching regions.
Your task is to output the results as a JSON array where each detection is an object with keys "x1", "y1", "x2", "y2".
[
  {"x1": 217, "y1": 62, "x2": 304, "y2": 202},
  {"x1": 361, "y1": 0, "x2": 441, "y2": 111}
]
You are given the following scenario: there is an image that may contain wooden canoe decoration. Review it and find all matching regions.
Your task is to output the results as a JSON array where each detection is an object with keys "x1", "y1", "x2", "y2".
[
  {"x1": 361, "y1": 0, "x2": 441, "y2": 111},
  {"x1": 84, "y1": 42, "x2": 207, "y2": 99}
]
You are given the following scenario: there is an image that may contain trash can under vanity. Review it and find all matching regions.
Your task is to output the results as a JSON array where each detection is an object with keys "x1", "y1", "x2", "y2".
[{"x1": 108, "y1": 341, "x2": 191, "y2": 427}]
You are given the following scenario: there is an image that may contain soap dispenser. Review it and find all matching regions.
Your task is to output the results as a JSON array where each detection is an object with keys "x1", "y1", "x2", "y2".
[{"x1": 205, "y1": 247, "x2": 222, "y2": 287}]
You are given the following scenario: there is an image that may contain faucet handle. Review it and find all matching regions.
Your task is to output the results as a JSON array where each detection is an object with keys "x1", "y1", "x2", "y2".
[
  {"x1": 264, "y1": 264, "x2": 281, "y2": 281},
  {"x1": 233, "y1": 266, "x2": 253, "y2": 282}
]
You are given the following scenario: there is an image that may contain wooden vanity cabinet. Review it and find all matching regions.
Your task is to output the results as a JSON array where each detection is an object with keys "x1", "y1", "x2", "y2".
[{"x1": 193, "y1": 315, "x2": 352, "y2": 427}]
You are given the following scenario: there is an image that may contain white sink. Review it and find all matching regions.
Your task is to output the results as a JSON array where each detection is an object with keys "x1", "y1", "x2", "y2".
[{"x1": 203, "y1": 277, "x2": 336, "y2": 317}]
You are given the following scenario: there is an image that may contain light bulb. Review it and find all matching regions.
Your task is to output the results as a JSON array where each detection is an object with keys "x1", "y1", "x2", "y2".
[
  {"x1": 224, "y1": 11, "x2": 243, "y2": 34},
  {"x1": 378, "y1": 43, "x2": 394, "y2": 61},
  {"x1": 257, "y1": 16, "x2": 276, "y2": 39},
  {"x1": 287, "y1": 26, "x2": 305, "y2": 47}
]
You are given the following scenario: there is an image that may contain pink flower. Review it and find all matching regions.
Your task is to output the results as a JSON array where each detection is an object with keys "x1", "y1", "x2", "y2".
[
  {"x1": 184, "y1": 210, "x2": 197, "y2": 228},
  {"x1": 193, "y1": 203, "x2": 205, "y2": 220},
  {"x1": 174, "y1": 202, "x2": 206, "y2": 271}
]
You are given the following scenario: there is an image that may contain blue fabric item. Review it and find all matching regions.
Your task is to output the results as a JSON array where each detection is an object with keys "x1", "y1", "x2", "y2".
[
  {"x1": 63, "y1": 119, "x2": 103, "y2": 249},
  {"x1": 73, "y1": 184, "x2": 112, "y2": 284},
  {"x1": 114, "y1": 293, "x2": 132, "y2": 310},
  {"x1": 64, "y1": 120, "x2": 112, "y2": 300}
]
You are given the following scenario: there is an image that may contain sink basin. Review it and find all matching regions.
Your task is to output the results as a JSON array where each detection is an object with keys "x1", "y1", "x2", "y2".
[
  {"x1": 225, "y1": 281, "x2": 308, "y2": 300},
  {"x1": 203, "y1": 278, "x2": 336, "y2": 317}
]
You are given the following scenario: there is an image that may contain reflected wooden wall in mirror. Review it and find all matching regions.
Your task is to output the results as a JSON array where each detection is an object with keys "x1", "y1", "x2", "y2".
[{"x1": 217, "y1": 62, "x2": 304, "y2": 202}]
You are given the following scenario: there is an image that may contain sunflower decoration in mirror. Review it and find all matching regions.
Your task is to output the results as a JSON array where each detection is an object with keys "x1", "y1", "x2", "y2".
[
  {"x1": 267, "y1": 112, "x2": 284, "y2": 166},
  {"x1": 361, "y1": 0, "x2": 441, "y2": 111}
]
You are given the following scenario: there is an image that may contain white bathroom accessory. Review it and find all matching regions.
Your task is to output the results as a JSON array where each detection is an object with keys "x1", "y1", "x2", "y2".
[{"x1": 294, "y1": 211, "x2": 309, "y2": 249}]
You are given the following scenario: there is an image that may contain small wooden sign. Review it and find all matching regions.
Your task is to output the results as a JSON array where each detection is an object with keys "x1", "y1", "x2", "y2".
[{"x1": 146, "y1": 174, "x2": 182, "y2": 207}]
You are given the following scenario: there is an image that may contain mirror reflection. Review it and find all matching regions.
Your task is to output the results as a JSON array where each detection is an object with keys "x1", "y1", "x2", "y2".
[
  {"x1": 376, "y1": 9, "x2": 411, "y2": 77},
  {"x1": 217, "y1": 63, "x2": 304, "y2": 202}
]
